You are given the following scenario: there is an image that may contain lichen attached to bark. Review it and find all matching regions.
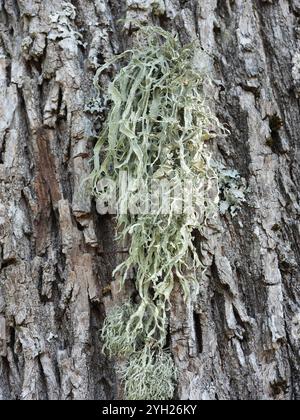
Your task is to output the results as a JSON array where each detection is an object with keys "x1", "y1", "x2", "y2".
[{"x1": 89, "y1": 26, "x2": 226, "y2": 400}]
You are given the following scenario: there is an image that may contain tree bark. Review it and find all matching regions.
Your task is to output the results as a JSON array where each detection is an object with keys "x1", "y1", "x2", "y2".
[{"x1": 0, "y1": 0, "x2": 299, "y2": 400}]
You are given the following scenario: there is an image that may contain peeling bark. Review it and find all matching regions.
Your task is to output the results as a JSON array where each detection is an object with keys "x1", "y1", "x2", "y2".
[{"x1": 0, "y1": 0, "x2": 299, "y2": 400}]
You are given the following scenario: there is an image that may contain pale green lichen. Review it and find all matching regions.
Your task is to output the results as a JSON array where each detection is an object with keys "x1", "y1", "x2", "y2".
[
  {"x1": 101, "y1": 302, "x2": 140, "y2": 358},
  {"x1": 119, "y1": 346, "x2": 177, "y2": 400},
  {"x1": 48, "y1": 2, "x2": 83, "y2": 44},
  {"x1": 90, "y1": 26, "x2": 227, "y2": 400},
  {"x1": 102, "y1": 301, "x2": 177, "y2": 399},
  {"x1": 215, "y1": 164, "x2": 247, "y2": 216}
]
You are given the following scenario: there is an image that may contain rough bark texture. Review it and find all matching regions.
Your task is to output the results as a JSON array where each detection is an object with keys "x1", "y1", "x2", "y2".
[{"x1": 0, "y1": 0, "x2": 299, "y2": 400}]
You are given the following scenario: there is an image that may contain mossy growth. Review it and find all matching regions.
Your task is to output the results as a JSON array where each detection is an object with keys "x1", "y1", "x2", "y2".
[
  {"x1": 120, "y1": 346, "x2": 178, "y2": 400},
  {"x1": 90, "y1": 26, "x2": 226, "y2": 400},
  {"x1": 101, "y1": 301, "x2": 140, "y2": 358}
]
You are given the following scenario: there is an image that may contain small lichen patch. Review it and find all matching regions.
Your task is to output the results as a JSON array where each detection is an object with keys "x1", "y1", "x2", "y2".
[
  {"x1": 292, "y1": 52, "x2": 300, "y2": 96},
  {"x1": 216, "y1": 164, "x2": 247, "y2": 216},
  {"x1": 127, "y1": 0, "x2": 165, "y2": 14},
  {"x1": 48, "y1": 2, "x2": 83, "y2": 45}
]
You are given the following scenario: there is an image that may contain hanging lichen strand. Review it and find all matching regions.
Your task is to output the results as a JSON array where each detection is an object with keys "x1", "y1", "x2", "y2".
[{"x1": 90, "y1": 27, "x2": 225, "y2": 400}]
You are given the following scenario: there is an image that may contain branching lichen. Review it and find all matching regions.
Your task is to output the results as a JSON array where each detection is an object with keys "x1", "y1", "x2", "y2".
[
  {"x1": 119, "y1": 346, "x2": 177, "y2": 400},
  {"x1": 90, "y1": 26, "x2": 227, "y2": 400},
  {"x1": 101, "y1": 301, "x2": 142, "y2": 358}
]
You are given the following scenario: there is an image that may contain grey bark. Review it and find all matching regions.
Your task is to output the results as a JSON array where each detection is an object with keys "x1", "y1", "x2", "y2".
[{"x1": 0, "y1": 0, "x2": 299, "y2": 400}]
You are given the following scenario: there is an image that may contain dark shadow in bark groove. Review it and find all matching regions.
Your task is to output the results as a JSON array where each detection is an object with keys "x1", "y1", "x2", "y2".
[{"x1": 193, "y1": 312, "x2": 203, "y2": 354}]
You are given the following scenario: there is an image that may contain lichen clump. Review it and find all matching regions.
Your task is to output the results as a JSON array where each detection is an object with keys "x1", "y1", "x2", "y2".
[
  {"x1": 90, "y1": 26, "x2": 225, "y2": 400},
  {"x1": 120, "y1": 346, "x2": 177, "y2": 400}
]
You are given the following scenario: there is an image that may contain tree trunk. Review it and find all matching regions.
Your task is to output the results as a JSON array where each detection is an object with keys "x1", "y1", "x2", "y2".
[{"x1": 0, "y1": 0, "x2": 299, "y2": 400}]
